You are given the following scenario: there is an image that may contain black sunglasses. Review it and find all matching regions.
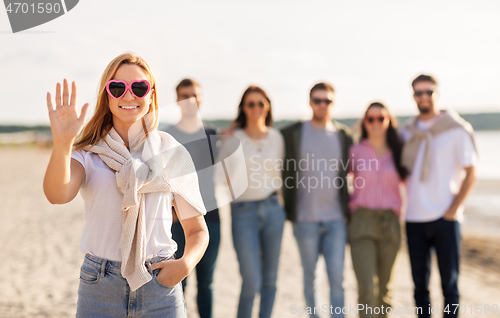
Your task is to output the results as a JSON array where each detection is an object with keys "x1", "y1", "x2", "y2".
[
  {"x1": 414, "y1": 90, "x2": 434, "y2": 97},
  {"x1": 365, "y1": 116, "x2": 386, "y2": 123},
  {"x1": 246, "y1": 101, "x2": 265, "y2": 108},
  {"x1": 311, "y1": 98, "x2": 333, "y2": 105}
]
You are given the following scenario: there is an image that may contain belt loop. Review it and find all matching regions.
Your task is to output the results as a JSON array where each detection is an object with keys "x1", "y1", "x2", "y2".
[{"x1": 100, "y1": 259, "x2": 107, "y2": 278}]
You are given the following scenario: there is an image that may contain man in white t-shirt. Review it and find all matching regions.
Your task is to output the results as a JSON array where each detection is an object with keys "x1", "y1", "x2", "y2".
[{"x1": 400, "y1": 75, "x2": 478, "y2": 318}]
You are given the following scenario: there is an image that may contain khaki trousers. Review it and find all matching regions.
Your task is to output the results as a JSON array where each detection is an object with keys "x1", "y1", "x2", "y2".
[{"x1": 348, "y1": 208, "x2": 401, "y2": 318}]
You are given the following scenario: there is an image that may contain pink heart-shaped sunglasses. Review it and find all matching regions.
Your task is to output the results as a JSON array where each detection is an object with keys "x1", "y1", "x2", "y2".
[{"x1": 106, "y1": 80, "x2": 151, "y2": 99}]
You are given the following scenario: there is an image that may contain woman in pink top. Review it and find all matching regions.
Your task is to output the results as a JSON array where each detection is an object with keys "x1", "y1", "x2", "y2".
[{"x1": 348, "y1": 102, "x2": 408, "y2": 318}]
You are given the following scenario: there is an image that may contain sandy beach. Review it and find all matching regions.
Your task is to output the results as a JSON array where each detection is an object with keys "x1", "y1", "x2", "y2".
[{"x1": 0, "y1": 147, "x2": 499, "y2": 318}]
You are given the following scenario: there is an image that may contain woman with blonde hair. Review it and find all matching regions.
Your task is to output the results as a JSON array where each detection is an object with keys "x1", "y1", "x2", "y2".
[{"x1": 43, "y1": 53, "x2": 209, "y2": 317}]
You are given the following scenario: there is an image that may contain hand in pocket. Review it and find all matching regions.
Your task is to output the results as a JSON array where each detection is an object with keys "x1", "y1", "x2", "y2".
[{"x1": 151, "y1": 258, "x2": 189, "y2": 287}]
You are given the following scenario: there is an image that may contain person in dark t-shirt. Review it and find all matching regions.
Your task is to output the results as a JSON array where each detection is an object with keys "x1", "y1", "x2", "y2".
[{"x1": 162, "y1": 79, "x2": 220, "y2": 318}]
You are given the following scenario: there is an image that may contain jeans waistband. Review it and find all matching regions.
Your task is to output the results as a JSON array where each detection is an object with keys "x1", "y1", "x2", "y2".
[
  {"x1": 231, "y1": 191, "x2": 278, "y2": 205},
  {"x1": 259, "y1": 191, "x2": 278, "y2": 202},
  {"x1": 83, "y1": 253, "x2": 172, "y2": 276}
]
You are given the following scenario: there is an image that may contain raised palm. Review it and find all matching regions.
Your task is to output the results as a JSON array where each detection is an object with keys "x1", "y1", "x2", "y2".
[{"x1": 46, "y1": 79, "x2": 90, "y2": 144}]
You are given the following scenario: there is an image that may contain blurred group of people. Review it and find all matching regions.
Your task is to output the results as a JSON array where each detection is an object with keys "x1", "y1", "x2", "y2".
[{"x1": 167, "y1": 75, "x2": 477, "y2": 318}]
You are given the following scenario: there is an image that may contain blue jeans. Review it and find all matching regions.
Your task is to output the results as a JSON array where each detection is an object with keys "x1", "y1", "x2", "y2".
[
  {"x1": 293, "y1": 219, "x2": 347, "y2": 318},
  {"x1": 76, "y1": 253, "x2": 185, "y2": 318},
  {"x1": 171, "y1": 219, "x2": 221, "y2": 318},
  {"x1": 406, "y1": 217, "x2": 461, "y2": 318},
  {"x1": 231, "y1": 193, "x2": 286, "y2": 318}
]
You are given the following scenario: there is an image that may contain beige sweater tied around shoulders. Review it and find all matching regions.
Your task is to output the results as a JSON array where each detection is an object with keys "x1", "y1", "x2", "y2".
[
  {"x1": 83, "y1": 127, "x2": 206, "y2": 291},
  {"x1": 401, "y1": 109, "x2": 477, "y2": 183}
]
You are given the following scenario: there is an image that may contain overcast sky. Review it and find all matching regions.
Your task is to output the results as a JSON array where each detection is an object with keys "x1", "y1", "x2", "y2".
[{"x1": 1, "y1": 0, "x2": 499, "y2": 125}]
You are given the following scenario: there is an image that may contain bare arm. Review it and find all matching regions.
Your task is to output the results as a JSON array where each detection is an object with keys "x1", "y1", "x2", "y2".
[
  {"x1": 152, "y1": 199, "x2": 209, "y2": 286},
  {"x1": 44, "y1": 143, "x2": 85, "y2": 204},
  {"x1": 43, "y1": 79, "x2": 89, "y2": 204},
  {"x1": 175, "y1": 199, "x2": 209, "y2": 269},
  {"x1": 443, "y1": 166, "x2": 477, "y2": 221}
]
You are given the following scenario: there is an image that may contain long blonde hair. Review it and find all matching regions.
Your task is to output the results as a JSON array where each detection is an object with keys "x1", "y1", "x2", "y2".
[{"x1": 73, "y1": 53, "x2": 159, "y2": 150}]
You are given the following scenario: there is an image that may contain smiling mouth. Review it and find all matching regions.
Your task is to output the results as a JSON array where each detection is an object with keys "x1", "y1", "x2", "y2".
[{"x1": 120, "y1": 106, "x2": 139, "y2": 110}]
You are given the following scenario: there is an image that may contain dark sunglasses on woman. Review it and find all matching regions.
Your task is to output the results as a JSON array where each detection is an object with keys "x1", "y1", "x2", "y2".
[
  {"x1": 106, "y1": 80, "x2": 151, "y2": 99},
  {"x1": 365, "y1": 116, "x2": 386, "y2": 123},
  {"x1": 246, "y1": 101, "x2": 265, "y2": 108}
]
